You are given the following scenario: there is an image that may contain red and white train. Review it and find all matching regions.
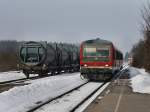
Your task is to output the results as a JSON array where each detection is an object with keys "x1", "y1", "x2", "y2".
[{"x1": 80, "y1": 38, "x2": 123, "y2": 81}]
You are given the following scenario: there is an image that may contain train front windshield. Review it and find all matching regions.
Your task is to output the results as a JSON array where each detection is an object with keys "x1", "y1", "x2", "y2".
[
  {"x1": 20, "y1": 47, "x2": 44, "y2": 64},
  {"x1": 83, "y1": 45, "x2": 110, "y2": 62}
]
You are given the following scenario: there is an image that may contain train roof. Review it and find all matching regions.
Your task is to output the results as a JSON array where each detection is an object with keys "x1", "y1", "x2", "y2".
[{"x1": 82, "y1": 38, "x2": 112, "y2": 45}]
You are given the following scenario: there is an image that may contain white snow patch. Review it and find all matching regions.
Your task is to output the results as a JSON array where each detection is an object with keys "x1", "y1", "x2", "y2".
[
  {"x1": 129, "y1": 67, "x2": 150, "y2": 94},
  {"x1": 0, "y1": 73, "x2": 87, "y2": 112},
  {"x1": 35, "y1": 82, "x2": 102, "y2": 112},
  {"x1": 0, "y1": 71, "x2": 26, "y2": 82},
  {"x1": 121, "y1": 63, "x2": 129, "y2": 71},
  {"x1": 0, "y1": 71, "x2": 38, "y2": 82}
]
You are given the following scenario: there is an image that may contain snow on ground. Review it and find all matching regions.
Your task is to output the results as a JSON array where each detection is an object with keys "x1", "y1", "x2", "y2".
[
  {"x1": 35, "y1": 82, "x2": 102, "y2": 112},
  {"x1": 121, "y1": 63, "x2": 129, "y2": 71},
  {"x1": 0, "y1": 72, "x2": 87, "y2": 112},
  {"x1": 0, "y1": 71, "x2": 38, "y2": 82},
  {"x1": 0, "y1": 71, "x2": 26, "y2": 82},
  {"x1": 129, "y1": 67, "x2": 150, "y2": 94}
]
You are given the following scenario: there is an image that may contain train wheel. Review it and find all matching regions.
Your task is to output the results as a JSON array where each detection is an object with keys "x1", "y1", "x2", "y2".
[
  {"x1": 23, "y1": 70, "x2": 29, "y2": 78},
  {"x1": 39, "y1": 73, "x2": 48, "y2": 77},
  {"x1": 80, "y1": 74, "x2": 88, "y2": 80},
  {"x1": 38, "y1": 74, "x2": 42, "y2": 77},
  {"x1": 24, "y1": 71, "x2": 29, "y2": 78},
  {"x1": 51, "y1": 72, "x2": 54, "y2": 76}
]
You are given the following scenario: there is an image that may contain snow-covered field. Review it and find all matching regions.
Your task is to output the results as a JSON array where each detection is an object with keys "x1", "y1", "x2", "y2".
[
  {"x1": 0, "y1": 72, "x2": 87, "y2": 112},
  {"x1": 129, "y1": 67, "x2": 150, "y2": 94}
]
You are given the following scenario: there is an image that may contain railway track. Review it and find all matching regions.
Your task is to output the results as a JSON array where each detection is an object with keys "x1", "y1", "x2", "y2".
[
  {"x1": 28, "y1": 69, "x2": 125, "y2": 112},
  {"x1": 27, "y1": 81, "x2": 88, "y2": 112},
  {"x1": 0, "y1": 75, "x2": 53, "y2": 93},
  {"x1": 0, "y1": 69, "x2": 126, "y2": 111},
  {"x1": 25, "y1": 81, "x2": 109, "y2": 112},
  {"x1": 0, "y1": 72, "x2": 78, "y2": 85},
  {"x1": 0, "y1": 72, "x2": 78, "y2": 93},
  {"x1": 0, "y1": 75, "x2": 49, "y2": 85},
  {"x1": 71, "y1": 82, "x2": 110, "y2": 112}
]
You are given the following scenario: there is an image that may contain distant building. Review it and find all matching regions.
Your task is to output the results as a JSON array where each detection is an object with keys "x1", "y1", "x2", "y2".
[{"x1": 128, "y1": 53, "x2": 133, "y2": 65}]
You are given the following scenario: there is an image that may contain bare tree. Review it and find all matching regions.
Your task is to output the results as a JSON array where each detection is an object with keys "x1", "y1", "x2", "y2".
[
  {"x1": 132, "y1": 3, "x2": 150, "y2": 72},
  {"x1": 0, "y1": 40, "x2": 19, "y2": 71}
]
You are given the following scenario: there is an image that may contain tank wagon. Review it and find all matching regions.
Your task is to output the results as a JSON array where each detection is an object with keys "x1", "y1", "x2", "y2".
[
  {"x1": 80, "y1": 38, "x2": 123, "y2": 81},
  {"x1": 19, "y1": 41, "x2": 79, "y2": 78}
]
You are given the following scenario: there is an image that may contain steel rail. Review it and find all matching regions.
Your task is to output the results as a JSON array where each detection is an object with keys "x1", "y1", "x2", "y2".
[{"x1": 27, "y1": 81, "x2": 89, "y2": 112}]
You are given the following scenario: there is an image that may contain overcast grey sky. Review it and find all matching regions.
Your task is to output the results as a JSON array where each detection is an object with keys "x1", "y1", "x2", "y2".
[{"x1": 0, "y1": 0, "x2": 148, "y2": 53}]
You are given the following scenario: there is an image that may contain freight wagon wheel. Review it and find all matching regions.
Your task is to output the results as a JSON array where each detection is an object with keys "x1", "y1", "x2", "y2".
[
  {"x1": 39, "y1": 73, "x2": 44, "y2": 77},
  {"x1": 80, "y1": 74, "x2": 88, "y2": 80},
  {"x1": 57, "y1": 71, "x2": 61, "y2": 74},
  {"x1": 80, "y1": 74, "x2": 85, "y2": 80},
  {"x1": 23, "y1": 70, "x2": 29, "y2": 78},
  {"x1": 51, "y1": 72, "x2": 54, "y2": 76},
  {"x1": 25, "y1": 73, "x2": 29, "y2": 79}
]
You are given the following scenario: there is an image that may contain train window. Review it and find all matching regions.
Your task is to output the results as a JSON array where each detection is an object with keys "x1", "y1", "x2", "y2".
[
  {"x1": 83, "y1": 47, "x2": 96, "y2": 57},
  {"x1": 96, "y1": 48, "x2": 109, "y2": 57},
  {"x1": 83, "y1": 46, "x2": 110, "y2": 57},
  {"x1": 85, "y1": 48, "x2": 96, "y2": 52}
]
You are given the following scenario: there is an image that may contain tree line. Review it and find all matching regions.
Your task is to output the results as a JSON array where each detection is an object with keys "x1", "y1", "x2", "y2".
[
  {"x1": 0, "y1": 40, "x2": 20, "y2": 71},
  {"x1": 131, "y1": 3, "x2": 150, "y2": 72}
]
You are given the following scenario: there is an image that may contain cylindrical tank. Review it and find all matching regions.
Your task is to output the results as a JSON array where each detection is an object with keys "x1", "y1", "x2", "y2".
[
  {"x1": 19, "y1": 41, "x2": 80, "y2": 77},
  {"x1": 19, "y1": 41, "x2": 56, "y2": 67},
  {"x1": 72, "y1": 46, "x2": 79, "y2": 63},
  {"x1": 44, "y1": 43, "x2": 57, "y2": 66},
  {"x1": 66, "y1": 44, "x2": 79, "y2": 64},
  {"x1": 57, "y1": 44, "x2": 70, "y2": 66}
]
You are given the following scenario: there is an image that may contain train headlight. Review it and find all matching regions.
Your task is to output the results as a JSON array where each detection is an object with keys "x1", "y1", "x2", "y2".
[
  {"x1": 105, "y1": 64, "x2": 109, "y2": 67},
  {"x1": 84, "y1": 64, "x2": 88, "y2": 67}
]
